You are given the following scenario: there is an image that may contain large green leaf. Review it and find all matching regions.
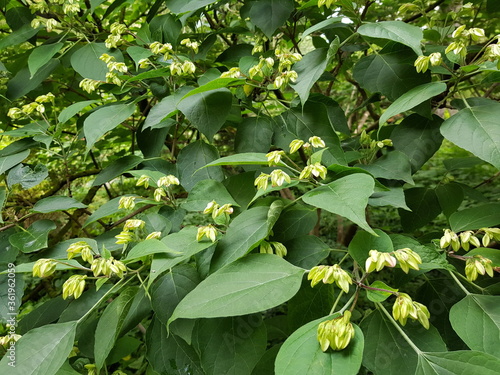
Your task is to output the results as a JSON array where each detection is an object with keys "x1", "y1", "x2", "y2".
[
  {"x1": 83, "y1": 102, "x2": 136, "y2": 150},
  {"x1": 361, "y1": 309, "x2": 446, "y2": 375},
  {"x1": 7, "y1": 59, "x2": 60, "y2": 100},
  {"x1": 32, "y1": 196, "x2": 87, "y2": 213},
  {"x1": 83, "y1": 196, "x2": 125, "y2": 227},
  {"x1": 271, "y1": 205, "x2": 317, "y2": 242},
  {"x1": 210, "y1": 206, "x2": 274, "y2": 271},
  {"x1": 94, "y1": 287, "x2": 137, "y2": 370},
  {"x1": 18, "y1": 297, "x2": 70, "y2": 334},
  {"x1": 204, "y1": 152, "x2": 279, "y2": 167},
  {"x1": 275, "y1": 316, "x2": 364, "y2": 375},
  {"x1": 357, "y1": 151, "x2": 414, "y2": 184},
  {"x1": 9, "y1": 220, "x2": 57, "y2": 253},
  {"x1": 70, "y1": 43, "x2": 123, "y2": 81},
  {"x1": 7, "y1": 163, "x2": 48, "y2": 189},
  {"x1": 248, "y1": 0, "x2": 295, "y2": 38},
  {"x1": 449, "y1": 294, "x2": 500, "y2": 357},
  {"x1": 358, "y1": 21, "x2": 423, "y2": 56},
  {"x1": 235, "y1": 117, "x2": 274, "y2": 153},
  {"x1": 348, "y1": 229, "x2": 393, "y2": 268},
  {"x1": 0, "y1": 23, "x2": 39, "y2": 49},
  {"x1": 58, "y1": 100, "x2": 98, "y2": 124},
  {"x1": 391, "y1": 114, "x2": 443, "y2": 173},
  {"x1": 177, "y1": 140, "x2": 224, "y2": 191},
  {"x1": 399, "y1": 188, "x2": 441, "y2": 232},
  {"x1": 416, "y1": 351, "x2": 500, "y2": 375},
  {"x1": 288, "y1": 282, "x2": 334, "y2": 331},
  {"x1": 125, "y1": 239, "x2": 181, "y2": 261},
  {"x1": 435, "y1": 183, "x2": 464, "y2": 218},
  {"x1": 28, "y1": 43, "x2": 63, "y2": 77},
  {"x1": 192, "y1": 315, "x2": 267, "y2": 375},
  {"x1": 441, "y1": 101, "x2": 500, "y2": 170},
  {"x1": 284, "y1": 235, "x2": 330, "y2": 269},
  {"x1": 379, "y1": 82, "x2": 446, "y2": 125},
  {"x1": 181, "y1": 78, "x2": 246, "y2": 99},
  {"x1": 302, "y1": 174, "x2": 376, "y2": 235},
  {"x1": 449, "y1": 203, "x2": 500, "y2": 232},
  {"x1": 143, "y1": 87, "x2": 192, "y2": 129},
  {"x1": 169, "y1": 254, "x2": 305, "y2": 322},
  {"x1": 353, "y1": 44, "x2": 429, "y2": 101},
  {"x1": 92, "y1": 155, "x2": 143, "y2": 186},
  {"x1": 369, "y1": 186, "x2": 410, "y2": 210},
  {"x1": 0, "y1": 321, "x2": 77, "y2": 375},
  {"x1": 177, "y1": 88, "x2": 233, "y2": 139},
  {"x1": 0, "y1": 150, "x2": 30, "y2": 174},
  {"x1": 182, "y1": 179, "x2": 239, "y2": 211},
  {"x1": 165, "y1": 0, "x2": 218, "y2": 13},
  {"x1": 290, "y1": 48, "x2": 328, "y2": 104}
]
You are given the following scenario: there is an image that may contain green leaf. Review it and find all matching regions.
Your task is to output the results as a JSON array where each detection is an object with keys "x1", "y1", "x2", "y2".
[
  {"x1": 288, "y1": 282, "x2": 334, "y2": 331},
  {"x1": 467, "y1": 248, "x2": 500, "y2": 267},
  {"x1": 449, "y1": 294, "x2": 500, "y2": 357},
  {"x1": 248, "y1": 0, "x2": 295, "y2": 38},
  {"x1": 357, "y1": 151, "x2": 414, "y2": 184},
  {"x1": 272, "y1": 205, "x2": 317, "y2": 242},
  {"x1": 143, "y1": 88, "x2": 192, "y2": 130},
  {"x1": 443, "y1": 156, "x2": 483, "y2": 171},
  {"x1": 348, "y1": 229, "x2": 393, "y2": 267},
  {"x1": 379, "y1": 83, "x2": 446, "y2": 125},
  {"x1": 369, "y1": 186, "x2": 410, "y2": 210},
  {"x1": 416, "y1": 351, "x2": 500, "y2": 375},
  {"x1": 290, "y1": 48, "x2": 328, "y2": 104},
  {"x1": 275, "y1": 316, "x2": 364, "y2": 375},
  {"x1": 210, "y1": 206, "x2": 273, "y2": 271},
  {"x1": 0, "y1": 150, "x2": 30, "y2": 174},
  {"x1": 0, "y1": 321, "x2": 77, "y2": 375},
  {"x1": 284, "y1": 235, "x2": 330, "y2": 269},
  {"x1": 181, "y1": 77, "x2": 246, "y2": 99},
  {"x1": 399, "y1": 188, "x2": 441, "y2": 232},
  {"x1": 449, "y1": 203, "x2": 500, "y2": 232},
  {"x1": 441, "y1": 101, "x2": 500, "y2": 169},
  {"x1": 192, "y1": 315, "x2": 267, "y2": 375},
  {"x1": 0, "y1": 187, "x2": 6, "y2": 223},
  {"x1": 58, "y1": 100, "x2": 98, "y2": 124},
  {"x1": 127, "y1": 46, "x2": 153, "y2": 69},
  {"x1": 361, "y1": 309, "x2": 446, "y2": 375},
  {"x1": 28, "y1": 43, "x2": 63, "y2": 77},
  {"x1": 204, "y1": 152, "x2": 278, "y2": 167},
  {"x1": 0, "y1": 23, "x2": 39, "y2": 49},
  {"x1": 83, "y1": 196, "x2": 124, "y2": 227},
  {"x1": 366, "y1": 280, "x2": 398, "y2": 302},
  {"x1": 169, "y1": 254, "x2": 305, "y2": 322},
  {"x1": 9, "y1": 220, "x2": 57, "y2": 253},
  {"x1": 106, "y1": 336, "x2": 142, "y2": 365},
  {"x1": 94, "y1": 287, "x2": 137, "y2": 370},
  {"x1": 7, "y1": 163, "x2": 48, "y2": 189},
  {"x1": 436, "y1": 183, "x2": 464, "y2": 218},
  {"x1": 353, "y1": 44, "x2": 429, "y2": 101},
  {"x1": 32, "y1": 196, "x2": 87, "y2": 213},
  {"x1": 83, "y1": 102, "x2": 136, "y2": 150},
  {"x1": 177, "y1": 88, "x2": 233, "y2": 139},
  {"x1": 55, "y1": 361, "x2": 80, "y2": 375},
  {"x1": 392, "y1": 114, "x2": 443, "y2": 173},
  {"x1": 358, "y1": 21, "x2": 423, "y2": 56},
  {"x1": 149, "y1": 14, "x2": 181, "y2": 44},
  {"x1": 18, "y1": 297, "x2": 70, "y2": 334},
  {"x1": 235, "y1": 117, "x2": 274, "y2": 153},
  {"x1": 165, "y1": 0, "x2": 218, "y2": 13},
  {"x1": 301, "y1": 17, "x2": 343, "y2": 38},
  {"x1": 70, "y1": 42, "x2": 123, "y2": 81},
  {"x1": 302, "y1": 174, "x2": 376, "y2": 235},
  {"x1": 125, "y1": 239, "x2": 181, "y2": 261},
  {"x1": 92, "y1": 155, "x2": 143, "y2": 186},
  {"x1": 7, "y1": 59, "x2": 59, "y2": 100},
  {"x1": 182, "y1": 179, "x2": 239, "y2": 211},
  {"x1": 177, "y1": 140, "x2": 224, "y2": 191}
]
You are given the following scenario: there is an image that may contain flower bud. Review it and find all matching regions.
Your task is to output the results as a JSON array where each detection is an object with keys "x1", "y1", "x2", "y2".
[
  {"x1": 429, "y1": 52, "x2": 442, "y2": 66},
  {"x1": 124, "y1": 219, "x2": 145, "y2": 231},
  {"x1": 392, "y1": 293, "x2": 416, "y2": 326},
  {"x1": 33, "y1": 259, "x2": 57, "y2": 278},
  {"x1": 266, "y1": 150, "x2": 285, "y2": 166},
  {"x1": 154, "y1": 188, "x2": 166, "y2": 202},
  {"x1": 115, "y1": 230, "x2": 134, "y2": 245},
  {"x1": 260, "y1": 241, "x2": 273, "y2": 254},
  {"x1": 365, "y1": 250, "x2": 396, "y2": 273},
  {"x1": 317, "y1": 311, "x2": 355, "y2": 351},
  {"x1": 146, "y1": 231, "x2": 162, "y2": 240},
  {"x1": 272, "y1": 242, "x2": 287, "y2": 257},
  {"x1": 414, "y1": 55, "x2": 429, "y2": 73},
  {"x1": 62, "y1": 275, "x2": 87, "y2": 299},
  {"x1": 108, "y1": 258, "x2": 127, "y2": 278},
  {"x1": 270, "y1": 169, "x2": 291, "y2": 187},
  {"x1": 254, "y1": 173, "x2": 270, "y2": 191},
  {"x1": 197, "y1": 225, "x2": 218, "y2": 242},
  {"x1": 67, "y1": 241, "x2": 93, "y2": 260},
  {"x1": 452, "y1": 25, "x2": 466, "y2": 38},
  {"x1": 465, "y1": 255, "x2": 494, "y2": 281},
  {"x1": 118, "y1": 196, "x2": 136, "y2": 210},
  {"x1": 393, "y1": 248, "x2": 422, "y2": 273},
  {"x1": 308, "y1": 136, "x2": 325, "y2": 148},
  {"x1": 289, "y1": 139, "x2": 304, "y2": 154}
]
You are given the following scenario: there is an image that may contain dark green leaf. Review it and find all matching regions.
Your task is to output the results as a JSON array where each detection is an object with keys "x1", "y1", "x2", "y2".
[
  {"x1": 0, "y1": 23, "x2": 39, "y2": 49},
  {"x1": 28, "y1": 43, "x2": 63, "y2": 77},
  {"x1": 416, "y1": 351, "x2": 500, "y2": 375},
  {"x1": 165, "y1": 0, "x2": 218, "y2": 13},
  {"x1": 70, "y1": 43, "x2": 123, "y2": 81},
  {"x1": 149, "y1": 14, "x2": 181, "y2": 44},
  {"x1": 182, "y1": 179, "x2": 239, "y2": 211},
  {"x1": 0, "y1": 150, "x2": 30, "y2": 174},
  {"x1": 272, "y1": 205, "x2": 317, "y2": 242},
  {"x1": 7, "y1": 163, "x2": 48, "y2": 189},
  {"x1": 32, "y1": 196, "x2": 86, "y2": 213},
  {"x1": 235, "y1": 117, "x2": 274, "y2": 153},
  {"x1": 181, "y1": 78, "x2": 246, "y2": 99},
  {"x1": 358, "y1": 151, "x2": 414, "y2": 184},
  {"x1": 18, "y1": 297, "x2": 70, "y2": 334},
  {"x1": 399, "y1": 188, "x2": 441, "y2": 232},
  {"x1": 248, "y1": 0, "x2": 295, "y2": 38},
  {"x1": 9, "y1": 220, "x2": 57, "y2": 253},
  {"x1": 288, "y1": 282, "x2": 334, "y2": 331},
  {"x1": 301, "y1": 17, "x2": 343, "y2": 38},
  {"x1": 284, "y1": 235, "x2": 330, "y2": 269},
  {"x1": 92, "y1": 155, "x2": 143, "y2": 186},
  {"x1": 436, "y1": 183, "x2": 464, "y2": 218},
  {"x1": 58, "y1": 100, "x2": 98, "y2": 124},
  {"x1": 358, "y1": 21, "x2": 423, "y2": 55},
  {"x1": 449, "y1": 203, "x2": 500, "y2": 232},
  {"x1": 290, "y1": 48, "x2": 328, "y2": 104}
]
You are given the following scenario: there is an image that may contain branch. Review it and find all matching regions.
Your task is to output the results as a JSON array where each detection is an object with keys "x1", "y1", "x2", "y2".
[
  {"x1": 108, "y1": 204, "x2": 156, "y2": 229},
  {"x1": 41, "y1": 169, "x2": 100, "y2": 199},
  {"x1": 403, "y1": 0, "x2": 447, "y2": 23}
]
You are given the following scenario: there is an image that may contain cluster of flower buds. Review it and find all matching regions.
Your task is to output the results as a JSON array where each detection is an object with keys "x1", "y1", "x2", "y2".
[
  {"x1": 299, "y1": 162, "x2": 327, "y2": 180},
  {"x1": 150, "y1": 174, "x2": 180, "y2": 202},
  {"x1": 67, "y1": 241, "x2": 94, "y2": 263},
  {"x1": 203, "y1": 201, "x2": 234, "y2": 222},
  {"x1": 465, "y1": 255, "x2": 494, "y2": 281},
  {"x1": 309, "y1": 136, "x2": 326, "y2": 148},
  {"x1": 275, "y1": 46, "x2": 302, "y2": 72},
  {"x1": 196, "y1": 224, "x2": 218, "y2": 242},
  {"x1": 0, "y1": 334, "x2": 21, "y2": 347},
  {"x1": 414, "y1": 53, "x2": 442, "y2": 73},
  {"x1": 115, "y1": 219, "x2": 145, "y2": 245},
  {"x1": 254, "y1": 169, "x2": 292, "y2": 191},
  {"x1": 289, "y1": 136, "x2": 326, "y2": 154},
  {"x1": 440, "y1": 229, "x2": 481, "y2": 251},
  {"x1": 398, "y1": 3, "x2": 420, "y2": 14},
  {"x1": 259, "y1": 240, "x2": 287, "y2": 257},
  {"x1": 105, "y1": 22, "x2": 127, "y2": 49},
  {"x1": 393, "y1": 248, "x2": 423, "y2": 273},
  {"x1": 31, "y1": 17, "x2": 59, "y2": 32},
  {"x1": 308, "y1": 264, "x2": 353, "y2": 293},
  {"x1": 32, "y1": 258, "x2": 57, "y2": 278},
  {"x1": 274, "y1": 70, "x2": 298, "y2": 89},
  {"x1": 249, "y1": 56, "x2": 275, "y2": 79},
  {"x1": 366, "y1": 248, "x2": 422, "y2": 273},
  {"x1": 365, "y1": 250, "x2": 397, "y2": 273},
  {"x1": 180, "y1": 38, "x2": 200, "y2": 53},
  {"x1": 79, "y1": 78, "x2": 101, "y2": 93},
  {"x1": 392, "y1": 293, "x2": 430, "y2": 329},
  {"x1": 266, "y1": 150, "x2": 285, "y2": 166},
  {"x1": 481, "y1": 227, "x2": 500, "y2": 247},
  {"x1": 317, "y1": 311, "x2": 355, "y2": 351},
  {"x1": 446, "y1": 25, "x2": 485, "y2": 57},
  {"x1": 7, "y1": 93, "x2": 55, "y2": 120},
  {"x1": 118, "y1": 196, "x2": 136, "y2": 210},
  {"x1": 170, "y1": 60, "x2": 196, "y2": 76},
  {"x1": 220, "y1": 67, "x2": 242, "y2": 78},
  {"x1": 91, "y1": 257, "x2": 127, "y2": 278},
  {"x1": 317, "y1": 0, "x2": 337, "y2": 9},
  {"x1": 62, "y1": 275, "x2": 87, "y2": 299}
]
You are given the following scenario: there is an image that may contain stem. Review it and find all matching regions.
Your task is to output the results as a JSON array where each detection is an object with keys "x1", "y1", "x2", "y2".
[
  {"x1": 339, "y1": 292, "x2": 356, "y2": 314},
  {"x1": 330, "y1": 290, "x2": 344, "y2": 314},
  {"x1": 376, "y1": 302, "x2": 422, "y2": 354},
  {"x1": 448, "y1": 270, "x2": 471, "y2": 295}
]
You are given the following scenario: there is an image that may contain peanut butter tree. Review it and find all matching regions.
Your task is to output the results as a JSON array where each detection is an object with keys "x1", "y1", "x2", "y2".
[{"x1": 0, "y1": 0, "x2": 499, "y2": 374}]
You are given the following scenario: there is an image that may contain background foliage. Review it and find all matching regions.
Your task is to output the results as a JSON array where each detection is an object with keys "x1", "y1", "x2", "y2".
[{"x1": 0, "y1": 0, "x2": 499, "y2": 374}]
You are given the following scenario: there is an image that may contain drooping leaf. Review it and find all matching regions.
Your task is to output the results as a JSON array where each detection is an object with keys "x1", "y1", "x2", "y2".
[
  {"x1": 357, "y1": 151, "x2": 414, "y2": 184},
  {"x1": 302, "y1": 174, "x2": 376, "y2": 235},
  {"x1": 83, "y1": 102, "x2": 136, "y2": 150},
  {"x1": 181, "y1": 179, "x2": 239, "y2": 211},
  {"x1": 169, "y1": 254, "x2": 305, "y2": 322},
  {"x1": 149, "y1": 14, "x2": 182, "y2": 44},
  {"x1": 290, "y1": 48, "x2": 328, "y2": 104},
  {"x1": 32, "y1": 196, "x2": 87, "y2": 213},
  {"x1": 248, "y1": 0, "x2": 295, "y2": 38},
  {"x1": 143, "y1": 87, "x2": 192, "y2": 129},
  {"x1": 235, "y1": 117, "x2": 274, "y2": 153},
  {"x1": 358, "y1": 21, "x2": 423, "y2": 55},
  {"x1": 440, "y1": 101, "x2": 500, "y2": 170},
  {"x1": 6, "y1": 58, "x2": 60, "y2": 100},
  {"x1": 399, "y1": 188, "x2": 441, "y2": 232},
  {"x1": 369, "y1": 186, "x2": 410, "y2": 210},
  {"x1": 92, "y1": 155, "x2": 143, "y2": 186},
  {"x1": 0, "y1": 321, "x2": 78, "y2": 375},
  {"x1": 9, "y1": 220, "x2": 57, "y2": 253},
  {"x1": 28, "y1": 43, "x2": 63, "y2": 77},
  {"x1": 58, "y1": 100, "x2": 98, "y2": 124},
  {"x1": 0, "y1": 23, "x2": 39, "y2": 50},
  {"x1": 416, "y1": 351, "x2": 500, "y2": 375},
  {"x1": 449, "y1": 203, "x2": 500, "y2": 232},
  {"x1": 70, "y1": 42, "x2": 123, "y2": 81},
  {"x1": 435, "y1": 183, "x2": 464, "y2": 218},
  {"x1": 7, "y1": 163, "x2": 48, "y2": 189},
  {"x1": 275, "y1": 316, "x2": 364, "y2": 375},
  {"x1": 0, "y1": 150, "x2": 30, "y2": 174}
]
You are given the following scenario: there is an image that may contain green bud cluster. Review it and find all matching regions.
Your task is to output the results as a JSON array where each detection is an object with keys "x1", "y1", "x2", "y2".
[
  {"x1": 308, "y1": 264, "x2": 352, "y2": 293},
  {"x1": 91, "y1": 257, "x2": 127, "y2": 278},
  {"x1": 317, "y1": 311, "x2": 355, "y2": 351},
  {"x1": 440, "y1": 228, "x2": 482, "y2": 251},
  {"x1": 67, "y1": 241, "x2": 94, "y2": 263},
  {"x1": 62, "y1": 275, "x2": 87, "y2": 299},
  {"x1": 197, "y1": 225, "x2": 218, "y2": 242},
  {"x1": 32, "y1": 259, "x2": 57, "y2": 278},
  {"x1": 392, "y1": 293, "x2": 430, "y2": 329},
  {"x1": 259, "y1": 240, "x2": 287, "y2": 257},
  {"x1": 465, "y1": 255, "x2": 494, "y2": 282}
]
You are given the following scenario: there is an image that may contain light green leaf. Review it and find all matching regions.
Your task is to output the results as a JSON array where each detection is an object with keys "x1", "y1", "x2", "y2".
[
  {"x1": 416, "y1": 351, "x2": 500, "y2": 375},
  {"x1": 28, "y1": 43, "x2": 63, "y2": 77},
  {"x1": 92, "y1": 155, "x2": 143, "y2": 186},
  {"x1": 379, "y1": 82, "x2": 447, "y2": 125},
  {"x1": 302, "y1": 174, "x2": 376, "y2": 235},
  {"x1": 125, "y1": 239, "x2": 181, "y2": 261},
  {"x1": 369, "y1": 186, "x2": 410, "y2": 210},
  {"x1": 126, "y1": 46, "x2": 152, "y2": 69},
  {"x1": 177, "y1": 88, "x2": 233, "y2": 139},
  {"x1": 169, "y1": 254, "x2": 305, "y2": 322},
  {"x1": 143, "y1": 88, "x2": 192, "y2": 130},
  {"x1": 275, "y1": 316, "x2": 364, "y2": 375},
  {"x1": 55, "y1": 361, "x2": 80, "y2": 375},
  {"x1": 7, "y1": 163, "x2": 48, "y2": 189},
  {"x1": 0, "y1": 150, "x2": 30, "y2": 174},
  {"x1": 70, "y1": 43, "x2": 123, "y2": 81},
  {"x1": 9, "y1": 220, "x2": 57, "y2": 253},
  {"x1": 58, "y1": 100, "x2": 98, "y2": 124},
  {"x1": 94, "y1": 287, "x2": 137, "y2": 370},
  {"x1": 449, "y1": 294, "x2": 500, "y2": 357},
  {"x1": 441, "y1": 102, "x2": 500, "y2": 169},
  {"x1": 357, "y1": 151, "x2": 414, "y2": 184},
  {"x1": 290, "y1": 48, "x2": 328, "y2": 104},
  {"x1": 0, "y1": 321, "x2": 77, "y2": 375},
  {"x1": 249, "y1": 0, "x2": 295, "y2": 38},
  {"x1": 32, "y1": 196, "x2": 87, "y2": 213},
  {"x1": 181, "y1": 77, "x2": 246, "y2": 99},
  {"x1": 204, "y1": 152, "x2": 280, "y2": 167},
  {"x1": 83, "y1": 102, "x2": 136, "y2": 150},
  {"x1": 181, "y1": 179, "x2": 239, "y2": 211},
  {"x1": 165, "y1": 0, "x2": 218, "y2": 13},
  {"x1": 301, "y1": 17, "x2": 343, "y2": 38},
  {"x1": 348, "y1": 229, "x2": 393, "y2": 267},
  {"x1": 83, "y1": 196, "x2": 124, "y2": 227},
  {"x1": 449, "y1": 203, "x2": 500, "y2": 232},
  {"x1": 358, "y1": 21, "x2": 423, "y2": 56},
  {"x1": 366, "y1": 280, "x2": 398, "y2": 302}
]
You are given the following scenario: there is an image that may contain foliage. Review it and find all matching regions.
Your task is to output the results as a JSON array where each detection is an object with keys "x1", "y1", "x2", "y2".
[{"x1": 0, "y1": 0, "x2": 500, "y2": 374}]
